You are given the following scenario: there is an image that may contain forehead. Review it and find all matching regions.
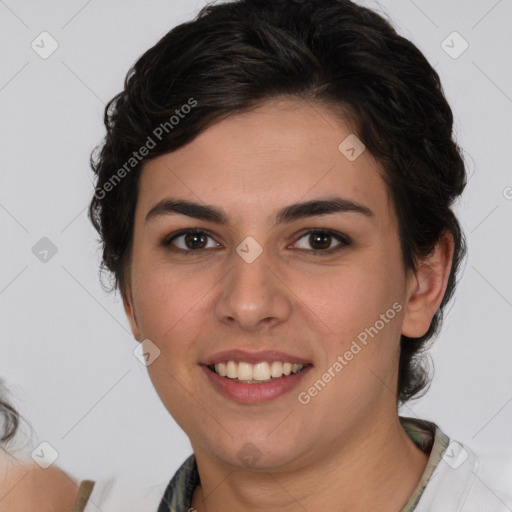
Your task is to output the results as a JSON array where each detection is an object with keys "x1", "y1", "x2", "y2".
[{"x1": 138, "y1": 98, "x2": 392, "y2": 223}]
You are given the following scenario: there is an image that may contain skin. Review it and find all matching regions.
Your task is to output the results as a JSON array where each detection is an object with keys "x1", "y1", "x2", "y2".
[
  {"x1": 123, "y1": 97, "x2": 453, "y2": 512},
  {"x1": 0, "y1": 460, "x2": 78, "y2": 512}
]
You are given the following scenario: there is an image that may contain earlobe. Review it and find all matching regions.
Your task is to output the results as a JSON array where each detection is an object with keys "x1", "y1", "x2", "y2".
[
  {"x1": 122, "y1": 286, "x2": 141, "y2": 342},
  {"x1": 401, "y1": 231, "x2": 454, "y2": 338}
]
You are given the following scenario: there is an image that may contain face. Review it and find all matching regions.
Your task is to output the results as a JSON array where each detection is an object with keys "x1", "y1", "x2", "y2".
[{"x1": 123, "y1": 98, "x2": 424, "y2": 471}]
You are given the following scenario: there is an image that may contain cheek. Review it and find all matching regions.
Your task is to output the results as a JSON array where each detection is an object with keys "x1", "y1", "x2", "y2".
[
  {"x1": 296, "y1": 271, "x2": 404, "y2": 415},
  {"x1": 130, "y1": 255, "x2": 217, "y2": 342},
  {"x1": 130, "y1": 261, "x2": 213, "y2": 428},
  {"x1": 294, "y1": 251, "x2": 405, "y2": 391},
  {"x1": 297, "y1": 261, "x2": 402, "y2": 339}
]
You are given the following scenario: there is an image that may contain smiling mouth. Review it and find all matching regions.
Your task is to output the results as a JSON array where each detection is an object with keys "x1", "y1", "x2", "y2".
[{"x1": 207, "y1": 360, "x2": 310, "y2": 384}]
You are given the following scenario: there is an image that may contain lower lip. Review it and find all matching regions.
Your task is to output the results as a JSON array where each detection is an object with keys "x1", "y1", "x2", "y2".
[{"x1": 200, "y1": 365, "x2": 312, "y2": 404}]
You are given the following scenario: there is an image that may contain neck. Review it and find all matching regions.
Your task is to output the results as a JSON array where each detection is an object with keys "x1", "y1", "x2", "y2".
[{"x1": 190, "y1": 415, "x2": 429, "y2": 512}]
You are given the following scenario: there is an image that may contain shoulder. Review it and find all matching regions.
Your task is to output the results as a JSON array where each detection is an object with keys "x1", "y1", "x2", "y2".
[
  {"x1": 416, "y1": 438, "x2": 512, "y2": 512},
  {"x1": 462, "y1": 444, "x2": 512, "y2": 510},
  {"x1": 0, "y1": 461, "x2": 78, "y2": 512}
]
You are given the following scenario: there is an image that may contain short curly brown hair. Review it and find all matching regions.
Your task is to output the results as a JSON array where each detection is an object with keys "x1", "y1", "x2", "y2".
[{"x1": 89, "y1": 0, "x2": 467, "y2": 404}]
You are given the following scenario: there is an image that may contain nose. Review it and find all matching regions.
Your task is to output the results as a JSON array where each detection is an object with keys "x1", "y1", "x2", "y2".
[{"x1": 214, "y1": 248, "x2": 293, "y2": 332}]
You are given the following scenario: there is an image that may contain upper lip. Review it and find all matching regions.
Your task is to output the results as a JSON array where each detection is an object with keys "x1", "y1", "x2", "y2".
[{"x1": 201, "y1": 349, "x2": 312, "y2": 366}]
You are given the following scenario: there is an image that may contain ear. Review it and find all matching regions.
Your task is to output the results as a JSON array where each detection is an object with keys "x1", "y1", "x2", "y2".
[
  {"x1": 401, "y1": 230, "x2": 455, "y2": 338},
  {"x1": 122, "y1": 282, "x2": 141, "y2": 342}
]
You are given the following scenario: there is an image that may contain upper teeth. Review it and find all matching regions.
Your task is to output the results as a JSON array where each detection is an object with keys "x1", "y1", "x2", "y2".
[{"x1": 213, "y1": 361, "x2": 305, "y2": 381}]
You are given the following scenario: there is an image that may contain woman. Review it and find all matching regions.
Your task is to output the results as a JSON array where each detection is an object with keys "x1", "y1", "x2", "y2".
[{"x1": 80, "y1": 0, "x2": 510, "y2": 510}]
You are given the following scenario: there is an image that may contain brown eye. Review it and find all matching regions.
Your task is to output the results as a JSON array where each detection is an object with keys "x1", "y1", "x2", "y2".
[
  {"x1": 162, "y1": 229, "x2": 219, "y2": 253},
  {"x1": 292, "y1": 229, "x2": 351, "y2": 254},
  {"x1": 182, "y1": 231, "x2": 208, "y2": 250},
  {"x1": 309, "y1": 232, "x2": 332, "y2": 250}
]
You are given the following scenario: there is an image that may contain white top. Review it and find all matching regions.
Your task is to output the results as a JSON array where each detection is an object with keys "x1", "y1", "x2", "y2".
[{"x1": 415, "y1": 441, "x2": 512, "y2": 511}]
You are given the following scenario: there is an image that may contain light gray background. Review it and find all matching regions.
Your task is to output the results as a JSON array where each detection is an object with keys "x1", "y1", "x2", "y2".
[{"x1": 0, "y1": 0, "x2": 511, "y2": 490}]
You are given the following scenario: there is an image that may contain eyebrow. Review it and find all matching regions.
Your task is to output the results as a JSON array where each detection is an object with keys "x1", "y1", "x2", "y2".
[{"x1": 145, "y1": 197, "x2": 374, "y2": 225}]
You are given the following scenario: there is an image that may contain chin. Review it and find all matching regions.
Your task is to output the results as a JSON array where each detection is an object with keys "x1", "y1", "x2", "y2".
[{"x1": 202, "y1": 434, "x2": 303, "y2": 472}]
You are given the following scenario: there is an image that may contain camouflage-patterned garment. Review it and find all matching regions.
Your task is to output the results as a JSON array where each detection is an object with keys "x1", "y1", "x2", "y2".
[{"x1": 156, "y1": 416, "x2": 450, "y2": 512}]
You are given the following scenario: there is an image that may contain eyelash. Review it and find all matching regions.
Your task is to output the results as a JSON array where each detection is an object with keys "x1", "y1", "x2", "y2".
[{"x1": 161, "y1": 228, "x2": 351, "y2": 256}]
